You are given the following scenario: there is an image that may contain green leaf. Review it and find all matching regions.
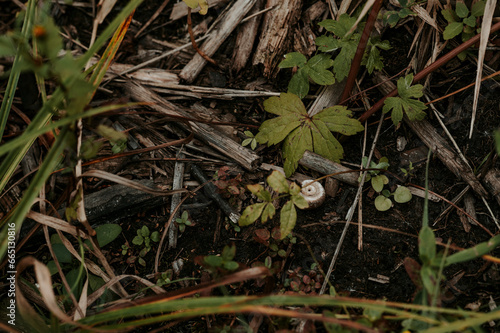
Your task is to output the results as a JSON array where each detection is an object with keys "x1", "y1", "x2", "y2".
[
  {"x1": 279, "y1": 52, "x2": 307, "y2": 68},
  {"x1": 35, "y1": 18, "x2": 63, "y2": 61},
  {"x1": 267, "y1": 170, "x2": 289, "y2": 193},
  {"x1": 311, "y1": 118, "x2": 344, "y2": 162},
  {"x1": 52, "y1": 243, "x2": 73, "y2": 264},
  {"x1": 399, "y1": 7, "x2": 415, "y2": 18},
  {"x1": 455, "y1": 2, "x2": 469, "y2": 18},
  {"x1": 283, "y1": 126, "x2": 312, "y2": 177},
  {"x1": 445, "y1": 233, "x2": 500, "y2": 266},
  {"x1": 383, "y1": 75, "x2": 427, "y2": 125},
  {"x1": 443, "y1": 21, "x2": 464, "y2": 40},
  {"x1": 394, "y1": 186, "x2": 412, "y2": 203},
  {"x1": 374, "y1": 195, "x2": 392, "y2": 211},
  {"x1": 463, "y1": 15, "x2": 476, "y2": 27},
  {"x1": 405, "y1": 99, "x2": 427, "y2": 122},
  {"x1": 138, "y1": 257, "x2": 146, "y2": 266},
  {"x1": 418, "y1": 226, "x2": 436, "y2": 264},
  {"x1": 383, "y1": 97, "x2": 404, "y2": 125},
  {"x1": 471, "y1": 1, "x2": 485, "y2": 17},
  {"x1": 0, "y1": 35, "x2": 17, "y2": 57},
  {"x1": 95, "y1": 224, "x2": 122, "y2": 248},
  {"x1": 371, "y1": 175, "x2": 388, "y2": 193},
  {"x1": 132, "y1": 235, "x2": 144, "y2": 246},
  {"x1": 239, "y1": 202, "x2": 267, "y2": 226},
  {"x1": 223, "y1": 261, "x2": 239, "y2": 271},
  {"x1": 332, "y1": 38, "x2": 358, "y2": 81},
  {"x1": 247, "y1": 184, "x2": 272, "y2": 201},
  {"x1": 319, "y1": 14, "x2": 357, "y2": 38},
  {"x1": 151, "y1": 231, "x2": 160, "y2": 242},
  {"x1": 262, "y1": 92, "x2": 307, "y2": 116},
  {"x1": 96, "y1": 124, "x2": 127, "y2": 146},
  {"x1": 287, "y1": 68, "x2": 309, "y2": 99},
  {"x1": 242, "y1": 138, "x2": 253, "y2": 147},
  {"x1": 441, "y1": 8, "x2": 458, "y2": 23},
  {"x1": 314, "y1": 105, "x2": 364, "y2": 135},
  {"x1": 204, "y1": 255, "x2": 223, "y2": 267},
  {"x1": 420, "y1": 265, "x2": 437, "y2": 296},
  {"x1": 289, "y1": 182, "x2": 301, "y2": 196},
  {"x1": 315, "y1": 35, "x2": 340, "y2": 52},
  {"x1": 261, "y1": 203, "x2": 276, "y2": 222},
  {"x1": 291, "y1": 192, "x2": 309, "y2": 210},
  {"x1": 141, "y1": 225, "x2": 150, "y2": 237},
  {"x1": 303, "y1": 54, "x2": 335, "y2": 85},
  {"x1": 221, "y1": 244, "x2": 236, "y2": 261},
  {"x1": 183, "y1": 0, "x2": 208, "y2": 14},
  {"x1": 280, "y1": 200, "x2": 297, "y2": 239}
]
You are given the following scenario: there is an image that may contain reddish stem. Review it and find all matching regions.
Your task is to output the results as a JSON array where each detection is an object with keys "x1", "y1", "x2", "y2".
[
  {"x1": 358, "y1": 21, "x2": 500, "y2": 123},
  {"x1": 339, "y1": 0, "x2": 384, "y2": 105}
]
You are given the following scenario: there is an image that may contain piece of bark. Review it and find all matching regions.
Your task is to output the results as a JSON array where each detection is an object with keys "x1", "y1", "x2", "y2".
[
  {"x1": 169, "y1": 0, "x2": 229, "y2": 20},
  {"x1": 483, "y1": 168, "x2": 500, "y2": 206},
  {"x1": 373, "y1": 73, "x2": 488, "y2": 197},
  {"x1": 252, "y1": 0, "x2": 303, "y2": 78},
  {"x1": 298, "y1": 150, "x2": 359, "y2": 186},
  {"x1": 58, "y1": 180, "x2": 165, "y2": 225},
  {"x1": 179, "y1": 0, "x2": 258, "y2": 83},
  {"x1": 125, "y1": 82, "x2": 261, "y2": 170},
  {"x1": 231, "y1": 0, "x2": 264, "y2": 73},
  {"x1": 152, "y1": 85, "x2": 280, "y2": 99},
  {"x1": 302, "y1": 0, "x2": 328, "y2": 23}
]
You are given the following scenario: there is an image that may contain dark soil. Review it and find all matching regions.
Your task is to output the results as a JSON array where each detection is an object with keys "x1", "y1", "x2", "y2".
[{"x1": 2, "y1": 1, "x2": 500, "y2": 332}]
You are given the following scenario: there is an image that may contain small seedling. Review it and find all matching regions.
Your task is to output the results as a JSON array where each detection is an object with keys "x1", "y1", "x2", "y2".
[
  {"x1": 442, "y1": 1, "x2": 485, "y2": 43},
  {"x1": 254, "y1": 227, "x2": 296, "y2": 258},
  {"x1": 383, "y1": 0, "x2": 417, "y2": 27},
  {"x1": 382, "y1": 73, "x2": 427, "y2": 126},
  {"x1": 132, "y1": 225, "x2": 160, "y2": 266},
  {"x1": 361, "y1": 157, "x2": 412, "y2": 211},
  {"x1": 157, "y1": 270, "x2": 173, "y2": 287},
  {"x1": 400, "y1": 161, "x2": 415, "y2": 177},
  {"x1": 175, "y1": 211, "x2": 192, "y2": 233},
  {"x1": 241, "y1": 130, "x2": 258, "y2": 150},
  {"x1": 197, "y1": 244, "x2": 240, "y2": 273}
]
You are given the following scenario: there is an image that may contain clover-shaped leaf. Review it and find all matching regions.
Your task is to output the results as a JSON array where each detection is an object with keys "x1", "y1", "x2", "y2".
[{"x1": 383, "y1": 74, "x2": 427, "y2": 125}]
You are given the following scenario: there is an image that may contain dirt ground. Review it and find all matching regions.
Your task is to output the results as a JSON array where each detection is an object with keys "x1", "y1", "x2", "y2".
[{"x1": 2, "y1": 0, "x2": 500, "y2": 331}]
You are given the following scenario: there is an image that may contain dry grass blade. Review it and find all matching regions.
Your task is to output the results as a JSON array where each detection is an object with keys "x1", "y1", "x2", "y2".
[{"x1": 469, "y1": 0, "x2": 497, "y2": 138}]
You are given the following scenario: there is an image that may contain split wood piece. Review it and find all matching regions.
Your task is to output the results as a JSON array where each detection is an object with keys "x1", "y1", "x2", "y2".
[
  {"x1": 231, "y1": 0, "x2": 264, "y2": 73},
  {"x1": 298, "y1": 150, "x2": 359, "y2": 186},
  {"x1": 252, "y1": 0, "x2": 303, "y2": 78},
  {"x1": 191, "y1": 164, "x2": 240, "y2": 224},
  {"x1": 179, "y1": 0, "x2": 258, "y2": 83},
  {"x1": 58, "y1": 180, "x2": 165, "y2": 226},
  {"x1": 152, "y1": 85, "x2": 280, "y2": 100},
  {"x1": 168, "y1": 152, "x2": 185, "y2": 249},
  {"x1": 307, "y1": 81, "x2": 346, "y2": 117},
  {"x1": 483, "y1": 168, "x2": 500, "y2": 206},
  {"x1": 125, "y1": 82, "x2": 261, "y2": 171},
  {"x1": 373, "y1": 74, "x2": 488, "y2": 198},
  {"x1": 169, "y1": 0, "x2": 229, "y2": 21}
]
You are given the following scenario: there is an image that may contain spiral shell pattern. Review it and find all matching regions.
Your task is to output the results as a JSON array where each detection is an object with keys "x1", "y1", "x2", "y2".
[{"x1": 300, "y1": 180, "x2": 325, "y2": 209}]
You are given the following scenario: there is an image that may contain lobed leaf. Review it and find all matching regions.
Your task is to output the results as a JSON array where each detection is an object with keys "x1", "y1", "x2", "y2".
[
  {"x1": 303, "y1": 54, "x2": 335, "y2": 85},
  {"x1": 319, "y1": 14, "x2": 357, "y2": 38},
  {"x1": 287, "y1": 68, "x2": 309, "y2": 98},
  {"x1": 255, "y1": 114, "x2": 302, "y2": 146},
  {"x1": 283, "y1": 126, "x2": 312, "y2": 177},
  {"x1": 279, "y1": 52, "x2": 307, "y2": 68},
  {"x1": 262, "y1": 92, "x2": 307, "y2": 116},
  {"x1": 313, "y1": 106, "x2": 364, "y2": 135},
  {"x1": 315, "y1": 35, "x2": 340, "y2": 52}
]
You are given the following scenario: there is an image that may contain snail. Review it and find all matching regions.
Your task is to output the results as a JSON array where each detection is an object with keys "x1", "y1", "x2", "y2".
[{"x1": 300, "y1": 180, "x2": 325, "y2": 209}]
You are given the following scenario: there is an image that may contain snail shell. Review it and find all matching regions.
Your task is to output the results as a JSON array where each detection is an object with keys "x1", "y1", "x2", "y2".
[{"x1": 300, "y1": 180, "x2": 325, "y2": 209}]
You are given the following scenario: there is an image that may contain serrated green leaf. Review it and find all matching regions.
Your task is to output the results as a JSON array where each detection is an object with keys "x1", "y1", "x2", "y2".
[
  {"x1": 288, "y1": 68, "x2": 309, "y2": 99},
  {"x1": 471, "y1": 1, "x2": 485, "y2": 17},
  {"x1": 283, "y1": 126, "x2": 312, "y2": 177},
  {"x1": 319, "y1": 14, "x2": 357, "y2": 38},
  {"x1": 443, "y1": 21, "x2": 463, "y2": 40},
  {"x1": 463, "y1": 15, "x2": 476, "y2": 27},
  {"x1": 303, "y1": 54, "x2": 335, "y2": 85},
  {"x1": 255, "y1": 113, "x2": 302, "y2": 145},
  {"x1": 267, "y1": 170, "x2": 289, "y2": 193},
  {"x1": 363, "y1": 46, "x2": 384, "y2": 73},
  {"x1": 239, "y1": 202, "x2": 267, "y2": 226},
  {"x1": 262, "y1": 93, "x2": 307, "y2": 116},
  {"x1": 261, "y1": 203, "x2": 276, "y2": 222},
  {"x1": 315, "y1": 35, "x2": 340, "y2": 52},
  {"x1": 374, "y1": 195, "x2": 392, "y2": 211},
  {"x1": 280, "y1": 200, "x2": 297, "y2": 239},
  {"x1": 441, "y1": 8, "x2": 458, "y2": 23},
  {"x1": 333, "y1": 38, "x2": 358, "y2": 81},
  {"x1": 455, "y1": 2, "x2": 469, "y2": 18},
  {"x1": 405, "y1": 98, "x2": 427, "y2": 121},
  {"x1": 394, "y1": 186, "x2": 412, "y2": 203},
  {"x1": 279, "y1": 52, "x2": 307, "y2": 68},
  {"x1": 313, "y1": 105, "x2": 364, "y2": 135},
  {"x1": 311, "y1": 119, "x2": 344, "y2": 162}
]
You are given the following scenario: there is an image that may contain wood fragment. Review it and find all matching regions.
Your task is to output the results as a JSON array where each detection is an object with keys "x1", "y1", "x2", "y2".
[
  {"x1": 298, "y1": 150, "x2": 359, "y2": 186},
  {"x1": 168, "y1": 152, "x2": 185, "y2": 249},
  {"x1": 483, "y1": 168, "x2": 500, "y2": 206},
  {"x1": 252, "y1": 0, "x2": 303, "y2": 78},
  {"x1": 180, "y1": 0, "x2": 258, "y2": 83},
  {"x1": 125, "y1": 82, "x2": 261, "y2": 170},
  {"x1": 307, "y1": 81, "x2": 345, "y2": 117},
  {"x1": 231, "y1": 0, "x2": 264, "y2": 73}
]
